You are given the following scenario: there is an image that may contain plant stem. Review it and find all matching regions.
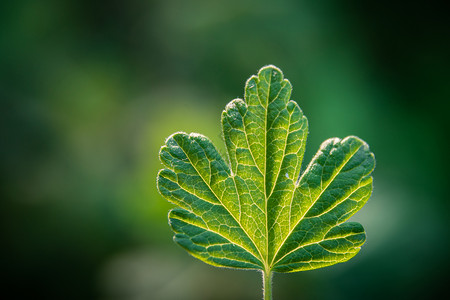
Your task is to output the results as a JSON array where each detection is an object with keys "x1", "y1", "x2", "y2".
[{"x1": 263, "y1": 269, "x2": 273, "y2": 300}]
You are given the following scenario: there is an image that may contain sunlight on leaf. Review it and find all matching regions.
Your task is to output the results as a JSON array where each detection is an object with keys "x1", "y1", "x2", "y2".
[{"x1": 157, "y1": 65, "x2": 375, "y2": 298}]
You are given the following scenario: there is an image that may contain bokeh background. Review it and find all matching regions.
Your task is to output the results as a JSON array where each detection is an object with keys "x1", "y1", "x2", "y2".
[{"x1": 1, "y1": 0, "x2": 449, "y2": 299}]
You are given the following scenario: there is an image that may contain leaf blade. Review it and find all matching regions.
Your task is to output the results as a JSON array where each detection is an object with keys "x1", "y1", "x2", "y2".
[
  {"x1": 271, "y1": 136, "x2": 375, "y2": 270},
  {"x1": 158, "y1": 132, "x2": 264, "y2": 268},
  {"x1": 273, "y1": 222, "x2": 366, "y2": 272},
  {"x1": 170, "y1": 208, "x2": 263, "y2": 269},
  {"x1": 157, "y1": 65, "x2": 375, "y2": 276}
]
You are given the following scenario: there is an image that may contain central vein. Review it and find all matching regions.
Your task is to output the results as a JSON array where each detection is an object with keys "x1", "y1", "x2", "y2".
[{"x1": 264, "y1": 71, "x2": 272, "y2": 268}]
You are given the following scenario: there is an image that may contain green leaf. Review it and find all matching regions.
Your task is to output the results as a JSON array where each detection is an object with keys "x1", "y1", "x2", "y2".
[{"x1": 157, "y1": 65, "x2": 375, "y2": 276}]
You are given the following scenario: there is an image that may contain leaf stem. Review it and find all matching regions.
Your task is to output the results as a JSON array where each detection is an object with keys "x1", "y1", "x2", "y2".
[{"x1": 263, "y1": 269, "x2": 273, "y2": 300}]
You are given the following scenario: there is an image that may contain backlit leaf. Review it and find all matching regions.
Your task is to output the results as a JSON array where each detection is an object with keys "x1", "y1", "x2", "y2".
[{"x1": 157, "y1": 65, "x2": 375, "y2": 275}]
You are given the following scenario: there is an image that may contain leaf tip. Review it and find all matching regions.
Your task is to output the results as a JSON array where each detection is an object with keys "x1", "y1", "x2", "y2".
[
  {"x1": 165, "y1": 131, "x2": 187, "y2": 142},
  {"x1": 258, "y1": 64, "x2": 285, "y2": 82},
  {"x1": 259, "y1": 64, "x2": 283, "y2": 75}
]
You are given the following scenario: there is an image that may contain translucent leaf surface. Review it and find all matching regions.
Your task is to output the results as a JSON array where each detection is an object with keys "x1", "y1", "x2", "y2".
[{"x1": 157, "y1": 65, "x2": 375, "y2": 273}]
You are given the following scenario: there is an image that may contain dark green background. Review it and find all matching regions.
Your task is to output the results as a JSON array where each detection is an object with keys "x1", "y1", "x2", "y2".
[{"x1": 1, "y1": 0, "x2": 448, "y2": 299}]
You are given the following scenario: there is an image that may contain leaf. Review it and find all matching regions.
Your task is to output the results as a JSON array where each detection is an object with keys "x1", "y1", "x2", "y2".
[{"x1": 157, "y1": 65, "x2": 375, "y2": 275}]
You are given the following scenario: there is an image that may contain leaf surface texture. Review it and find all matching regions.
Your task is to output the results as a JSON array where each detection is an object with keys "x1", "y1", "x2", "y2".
[{"x1": 157, "y1": 65, "x2": 375, "y2": 273}]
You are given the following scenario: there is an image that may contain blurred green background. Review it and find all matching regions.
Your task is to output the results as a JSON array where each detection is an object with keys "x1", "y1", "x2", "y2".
[{"x1": 1, "y1": 0, "x2": 449, "y2": 299}]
